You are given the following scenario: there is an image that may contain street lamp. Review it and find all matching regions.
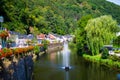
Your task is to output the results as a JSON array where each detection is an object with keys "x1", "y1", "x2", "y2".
[
  {"x1": 0, "y1": 16, "x2": 6, "y2": 48},
  {"x1": 0, "y1": 16, "x2": 4, "y2": 30}
]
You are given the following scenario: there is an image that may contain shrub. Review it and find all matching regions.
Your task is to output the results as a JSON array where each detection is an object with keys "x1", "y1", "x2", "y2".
[
  {"x1": 109, "y1": 55, "x2": 120, "y2": 61},
  {"x1": 42, "y1": 40, "x2": 50, "y2": 51},
  {"x1": 34, "y1": 45, "x2": 40, "y2": 54},
  {"x1": 101, "y1": 48, "x2": 109, "y2": 59},
  {"x1": 114, "y1": 50, "x2": 120, "y2": 53}
]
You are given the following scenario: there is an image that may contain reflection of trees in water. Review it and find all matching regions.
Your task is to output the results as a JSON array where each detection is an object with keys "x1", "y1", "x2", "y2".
[{"x1": 50, "y1": 52, "x2": 56, "y2": 63}]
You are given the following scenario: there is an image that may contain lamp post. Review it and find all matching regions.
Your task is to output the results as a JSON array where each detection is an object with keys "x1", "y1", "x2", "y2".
[
  {"x1": 0, "y1": 16, "x2": 6, "y2": 48},
  {"x1": 0, "y1": 16, "x2": 3, "y2": 30}
]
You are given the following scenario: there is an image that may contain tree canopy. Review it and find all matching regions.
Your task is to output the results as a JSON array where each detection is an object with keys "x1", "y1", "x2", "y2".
[
  {"x1": 113, "y1": 35, "x2": 120, "y2": 48},
  {"x1": 85, "y1": 15, "x2": 118, "y2": 55},
  {"x1": 74, "y1": 15, "x2": 92, "y2": 53},
  {"x1": 0, "y1": 0, "x2": 120, "y2": 34}
]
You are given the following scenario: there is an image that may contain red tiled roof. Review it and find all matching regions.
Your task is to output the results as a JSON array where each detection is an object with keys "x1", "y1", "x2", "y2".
[
  {"x1": 37, "y1": 34, "x2": 45, "y2": 39},
  {"x1": 49, "y1": 34, "x2": 56, "y2": 39}
]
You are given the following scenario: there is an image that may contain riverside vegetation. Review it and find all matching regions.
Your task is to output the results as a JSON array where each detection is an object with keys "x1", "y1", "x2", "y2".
[{"x1": 70, "y1": 15, "x2": 120, "y2": 71}]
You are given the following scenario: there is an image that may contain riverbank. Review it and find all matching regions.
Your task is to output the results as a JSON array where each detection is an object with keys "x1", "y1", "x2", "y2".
[
  {"x1": 34, "y1": 43, "x2": 118, "y2": 80},
  {"x1": 33, "y1": 43, "x2": 63, "y2": 61},
  {"x1": 0, "y1": 42, "x2": 63, "y2": 80},
  {"x1": 47, "y1": 43, "x2": 63, "y2": 53},
  {"x1": 83, "y1": 54, "x2": 120, "y2": 71}
]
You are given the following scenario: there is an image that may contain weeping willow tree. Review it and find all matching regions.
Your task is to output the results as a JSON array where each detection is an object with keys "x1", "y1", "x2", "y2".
[
  {"x1": 113, "y1": 35, "x2": 120, "y2": 48},
  {"x1": 85, "y1": 15, "x2": 118, "y2": 55}
]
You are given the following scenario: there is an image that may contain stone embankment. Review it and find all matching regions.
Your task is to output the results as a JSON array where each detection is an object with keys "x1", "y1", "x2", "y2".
[
  {"x1": 0, "y1": 52, "x2": 34, "y2": 80},
  {"x1": 47, "y1": 43, "x2": 63, "y2": 53},
  {"x1": 0, "y1": 43, "x2": 63, "y2": 80}
]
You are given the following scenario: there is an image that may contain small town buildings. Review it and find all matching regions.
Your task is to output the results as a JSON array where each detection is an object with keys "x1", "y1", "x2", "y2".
[
  {"x1": 37, "y1": 33, "x2": 46, "y2": 44},
  {"x1": 9, "y1": 31, "x2": 34, "y2": 47},
  {"x1": 46, "y1": 33, "x2": 57, "y2": 43},
  {"x1": 7, "y1": 31, "x2": 73, "y2": 48}
]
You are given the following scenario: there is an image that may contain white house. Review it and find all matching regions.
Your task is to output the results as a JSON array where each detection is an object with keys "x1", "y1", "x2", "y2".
[
  {"x1": 37, "y1": 33, "x2": 46, "y2": 44},
  {"x1": 46, "y1": 33, "x2": 57, "y2": 43},
  {"x1": 9, "y1": 31, "x2": 34, "y2": 47},
  {"x1": 56, "y1": 36, "x2": 64, "y2": 43}
]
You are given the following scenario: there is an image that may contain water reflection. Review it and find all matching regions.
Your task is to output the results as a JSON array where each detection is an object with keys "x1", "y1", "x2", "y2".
[
  {"x1": 62, "y1": 42, "x2": 70, "y2": 67},
  {"x1": 117, "y1": 74, "x2": 120, "y2": 80},
  {"x1": 65, "y1": 71, "x2": 69, "y2": 80},
  {"x1": 34, "y1": 42, "x2": 119, "y2": 80},
  {"x1": 50, "y1": 52, "x2": 56, "y2": 62}
]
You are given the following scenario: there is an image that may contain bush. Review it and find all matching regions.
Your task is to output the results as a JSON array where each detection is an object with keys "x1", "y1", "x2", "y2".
[
  {"x1": 83, "y1": 54, "x2": 120, "y2": 70},
  {"x1": 41, "y1": 40, "x2": 50, "y2": 51},
  {"x1": 114, "y1": 50, "x2": 120, "y2": 53},
  {"x1": 109, "y1": 55, "x2": 120, "y2": 61},
  {"x1": 101, "y1": 48, "x2": 109, "y2": 59},
  {"x1": 34, "y1": 45, "x2": 40, "y2": 54},
  {"x1": 33, "y1": 45, "x2": 40, "y2": 60},
  {"x1": 69, "y1": 42, "x2": 77, "y2": 54}
]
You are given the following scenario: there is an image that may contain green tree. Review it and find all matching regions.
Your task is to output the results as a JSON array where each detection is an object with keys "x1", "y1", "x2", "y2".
[
  {"x1": 85, "y1": 15, "x2": 118, "y2": 55},
  {"x1": 29, "y1": 26, "x2": 40, "y2": 45},
  {"x1": 113, "y1": 35, "x2": 120, "y2": 48},
  {"x1": 42, "y1": 40, "x2": 50, "y2": 52},
  {"x1": 1, "y1": 0, "x2": 120, "y2": 35},
  {"x1": 75, "y1": 15, "x2": 92, "y2": 54},
  {"x1": 101, "y1": 48, "x2": 109, "y2": 59}
]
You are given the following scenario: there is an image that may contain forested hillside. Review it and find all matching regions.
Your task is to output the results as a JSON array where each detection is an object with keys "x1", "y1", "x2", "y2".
[{"x1": 0, "y1": 0, "x2": 120, "y2": 34}]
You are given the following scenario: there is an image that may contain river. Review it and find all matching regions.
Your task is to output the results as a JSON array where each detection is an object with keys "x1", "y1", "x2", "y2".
[{"x1": 34, "y1": 42, "x2": 119, "y2": 80}]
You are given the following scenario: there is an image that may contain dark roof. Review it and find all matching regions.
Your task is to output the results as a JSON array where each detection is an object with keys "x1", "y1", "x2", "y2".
[
  {"x1": 27, "y1": 34, "x2": 34, "y2": 39},
  {"x1": 9, "y1": 31, "x2": 21, "y2": 35},
  {"x1": 9, "y1": 31, "x2": 34, "y2": 39},
  {"x1": 18, "y1": 35, "x2": 27, "y2": 39}
]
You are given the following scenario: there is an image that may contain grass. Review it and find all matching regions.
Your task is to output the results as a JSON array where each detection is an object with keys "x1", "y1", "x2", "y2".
[{"x1": 83, "y1": 54, "x2": 120, "y2": 71}]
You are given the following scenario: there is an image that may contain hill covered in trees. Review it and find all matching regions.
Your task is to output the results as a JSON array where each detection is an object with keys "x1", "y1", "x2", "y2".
[{"x1": 0, "y1": 0, "x2": 120, "y2": 34}]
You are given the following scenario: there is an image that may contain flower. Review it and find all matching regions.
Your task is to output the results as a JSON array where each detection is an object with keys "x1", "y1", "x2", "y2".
[
  {"x1": 0, "y1": 46, "x2": 35, "y2": 59},
  {"x1": 0, "y1": 30, "x2": 9, "y2": 38}
]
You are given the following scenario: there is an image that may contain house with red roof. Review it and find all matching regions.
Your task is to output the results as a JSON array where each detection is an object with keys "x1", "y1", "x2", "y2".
[
  {"x1": 46, "y1": 33, "x2": 57, "y2": 43},
  {"x1": 37, "y1": 33, "x2": 46, "y2": 44}
]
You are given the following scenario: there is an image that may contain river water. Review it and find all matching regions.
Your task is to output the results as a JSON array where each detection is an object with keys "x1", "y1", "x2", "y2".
[{"x1": 34, "y1": 42, "x2": 119, "y2": 80}]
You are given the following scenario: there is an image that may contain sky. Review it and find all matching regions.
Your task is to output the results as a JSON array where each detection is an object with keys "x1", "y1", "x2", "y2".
[{"x1": 107, "y1": 0, "x2": 120, "y2": 6}]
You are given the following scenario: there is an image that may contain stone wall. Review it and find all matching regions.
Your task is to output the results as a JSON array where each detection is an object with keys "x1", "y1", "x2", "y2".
[
  {"x1": 47, "y1": 43, "x2": 63, "y2": 53},
  {"x1": 0, "y1": 43, "x2": 63, "y2": 80},
  {"x1": 0, "y1": 52, "x2": 34, "y2": 80}
]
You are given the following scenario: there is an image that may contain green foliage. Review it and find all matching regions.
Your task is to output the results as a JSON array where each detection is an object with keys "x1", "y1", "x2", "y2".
[
  {"x1": 69, "y1": 42, "x2": 77, "y2": 54},
  {"x1": 85, "y1": 15, "x2": 118, "y2": 55},
  {"x1": 6, "y1": 39, "x2": 13, "y2": 43},
  {"x1": 114, "y1": 50, "x2": 120, "y2": 53},
  {"x1": 109, "y1": 55, "x2": 120, "y2": 61},
  {"x1": 34, "y1": 45, "x2": 40, "y2": 54},
  {"x1": 83, "y1": 54, "x2": 101, "y2": 63},
  {"x1": 83, "y1": 54, "x2": 120, "y2": 69},
  {"x1": 30, "y1": 26, "x2": 40, "y2": 37},
  {"x1": 2, "y1": 48, "x2": 8, "y2": 53},
  {"x1": 74, "y1": 15, "x2": 92, "y2": 54},
  {"x1": 113, "y1": 36, "x2": 120, "y2": 48},
  {"x1": 1, "y1": 0, "x2": 120, "y2": 35},
  {"x1": 42, "y1": 40, "x2": 50, "y2": 51},
  {"x1": 101, "y1": 48, "x2": 109, "y2": 59}
]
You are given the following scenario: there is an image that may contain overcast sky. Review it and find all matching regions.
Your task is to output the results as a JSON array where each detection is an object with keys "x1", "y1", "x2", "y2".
[{"x1": 107, "y1": 0, "x2": 120, "y2": 6}]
